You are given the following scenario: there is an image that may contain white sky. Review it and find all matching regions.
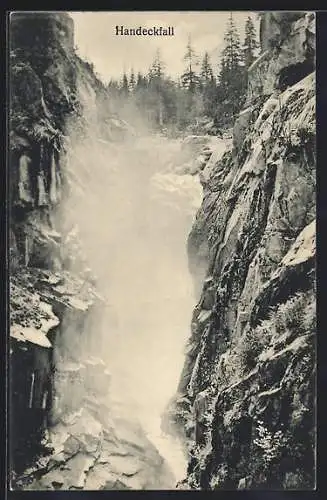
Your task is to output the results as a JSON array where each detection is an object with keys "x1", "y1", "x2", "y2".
[{"x1": 70, "y1": 11, "x2": 259, "y2": 84}]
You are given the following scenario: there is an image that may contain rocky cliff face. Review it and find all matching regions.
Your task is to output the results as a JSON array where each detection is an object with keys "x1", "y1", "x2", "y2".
[
  {"x1": 9, "y1": 13, "x2": 173, "y2": 490},
  {"x1": 169, "y1": 12, "x2": 316, "y2": 490}
]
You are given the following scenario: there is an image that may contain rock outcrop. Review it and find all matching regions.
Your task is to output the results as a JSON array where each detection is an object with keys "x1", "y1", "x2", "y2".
[
  {"x1": 9, "y1": 12, "x2": 172, "y2": 490},
  {"x1": 169, "y1": 12, "x2": 316, "y2": 490}
]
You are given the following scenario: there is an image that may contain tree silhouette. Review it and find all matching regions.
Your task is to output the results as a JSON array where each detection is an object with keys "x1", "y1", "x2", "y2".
[
  {"x1": 129, "y1": 68, "x2": 136, "y2": 91},
  {"x1": 242, "y1": 16, "x2": 259, "y2": 69},
  {"x1": 200, "y1": 52, "x2": 214, "y2": 85},
  {"x1": 148, "y1": 49, "x2": 165, "y2": 81},
  {"x1": 120, "y1": 72, "x2": 129, "y2": 96},
  {"x1": 200, "y1": 52, "x2": 217, "y2": 118},
  {"x1": 181, "y1": 35, "x2": 200, "y2": 92},
  {"x1": 217, "y1": 12, "x2": 246, "y2": 124}
]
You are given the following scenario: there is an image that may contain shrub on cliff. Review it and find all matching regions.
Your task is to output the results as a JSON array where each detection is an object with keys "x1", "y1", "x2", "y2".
[
  {"x1": 239, "y1": 322, "x2": 272, "y2": 370},
  {"x1": 216, "y1": 291, "x2": 315, "y2": 389},
  {"x1": 239, "y1": 291, "x2": 315, "y2": 371}
]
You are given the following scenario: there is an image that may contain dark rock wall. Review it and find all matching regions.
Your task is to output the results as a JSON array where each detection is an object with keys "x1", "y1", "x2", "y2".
[
  {"x1": 171, "y1": 12, "x2": 316, "y2": 490},
  {"x1": 9, "y1": 13, "x2": 174, "y2": 491},
  {"x1": 8, "y1": 12, "x2": 111, "y2": 477}
]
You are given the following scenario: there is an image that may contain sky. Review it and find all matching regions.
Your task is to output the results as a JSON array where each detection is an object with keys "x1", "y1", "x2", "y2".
[{"x1": 70, "y1": 11, "x2": 259, "y2": 84}]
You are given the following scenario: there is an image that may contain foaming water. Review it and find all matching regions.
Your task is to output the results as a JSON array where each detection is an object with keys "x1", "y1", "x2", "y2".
[{"x1": 61, "y1": 131, "x2": 203, "y2": 485}]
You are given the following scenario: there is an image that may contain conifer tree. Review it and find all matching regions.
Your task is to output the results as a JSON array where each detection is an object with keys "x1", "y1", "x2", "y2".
[
  {"x1": 217, "y1": 13, "x2": 246, "y2": 124},
  {"x1": 200, "y1": 51, "x2": 214, "y2": 85},
  {"x1": 136, "y1": 71, "x2": 146, "y2": 89},
  {"x1": 133, "y1": 72, "x2": 149, "y2": 120},
  {"x1": 108, "y1": 78, "x2": 120, "y2": 92},
  {"x1": 120, "y1": 72, "x2": 129, "y2": 96},
  {"x1": 129, "y1": 68, "x2": 136, "y2": 91},
  {"x1": 107, "y1": 79, "x2": 121, "y2": 107},
  {"x1": 149, "y1": 49, "x2": 165, "y2": 81},
  {"x1": 242, "y1": 16, "x2": 259, "y2": 69},
  {"x1": 148, "y1": 50, "x2": 166, "y2": 127},
  {"x1": 181, "y1": 35, "x2": 200, "y2": 92},
  {"x1": 200, "y1": 52, "x2": 216, "y2": 118}
]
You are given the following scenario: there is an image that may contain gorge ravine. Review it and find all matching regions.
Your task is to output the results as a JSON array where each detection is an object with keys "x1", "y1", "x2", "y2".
[{"x1": 9, "y1": 11, "x2": 316, "y2": 491}]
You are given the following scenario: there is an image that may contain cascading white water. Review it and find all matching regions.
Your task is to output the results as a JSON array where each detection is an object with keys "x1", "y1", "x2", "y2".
[{"x1": 60, "y1": 120, "x2": 204, "y2": 484}]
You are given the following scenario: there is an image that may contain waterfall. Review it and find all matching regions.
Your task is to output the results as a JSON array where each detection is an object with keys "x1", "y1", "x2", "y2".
[{"x1": 55, "y1": 98, "x2": 204, "y2": 485}]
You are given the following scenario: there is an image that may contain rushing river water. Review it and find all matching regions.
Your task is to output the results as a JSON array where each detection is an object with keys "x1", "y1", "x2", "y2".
[{"x1": 59, "y1": 133, "x2": 204, "y2": 486}]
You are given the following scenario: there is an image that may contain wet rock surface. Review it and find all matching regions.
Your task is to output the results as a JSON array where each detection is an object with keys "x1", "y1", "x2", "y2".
[
  {"x1": 9, "y1": 10, "x2": 316, "y2": 492},
  {"x1": 168, "y1": 12, "x2": 316, "y2": 490},
  {"x1": 9, "y1": 13, "x2": 180, "y2": 490},
  {"x1": 15, "y1": 388, "x2": 174, "y2": 490},
  {"x1": 10, "y1": 265, "x2": 176, "y2": 490},
  {"x1": 11, "y1": 272, "x2": 176, "y2": 490}
]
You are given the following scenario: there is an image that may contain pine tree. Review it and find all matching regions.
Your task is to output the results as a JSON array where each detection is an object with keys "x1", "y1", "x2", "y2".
[
  {"x1": 200, "y1": 52, "x2": 214, "y2": 85},
  {"x1": 120, "y1": 72, "x2": 129, "y2": 96},
  {"x1": 181, "y1": 35, "x2": 200, "y2": 92},
  {"x1": 133, "y1": 72, "x2": 149, "y2": 120},
  {"x1": 220, "y1": 13, "x2": 243, "y2": 77},
  {"x1": 129, "y1": 68, "x2": 136, "y2": 91},
  {"x1": 242, "y1": 16, "x2": 259, "y2": 69},
  {"x1": 136, "y1": 71, "x2": 146, "y2": 89},
  {"x1": 199, "y1": 52, "x2": 216, "y2": 118},
  {"x1": 149, "y1": 49, "x2": 165, "y2": 81},
  {"x1": 108, "y1": 79, "x2": 120, "y2": 92},
  {"x1": 147, "y1": 50, "x2": 166, "y2": 127},
  {"x1": 217, "y1": 12, "x2": 246, "y2": 124}
]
